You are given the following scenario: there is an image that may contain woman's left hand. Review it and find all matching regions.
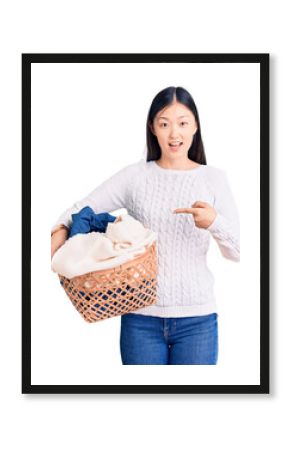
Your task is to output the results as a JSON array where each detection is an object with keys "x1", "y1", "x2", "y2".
[{"x1": 173, "y1": 201, "x2": 217, "y2": 229}]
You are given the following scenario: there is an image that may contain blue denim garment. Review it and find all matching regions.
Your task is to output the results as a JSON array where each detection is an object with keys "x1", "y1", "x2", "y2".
[
  {"x1": 69, "y1": 206, "x2": 116, "y2": 238},
  {"x1": 120, "y1": 312, "x2": 218, "y2": 365}
]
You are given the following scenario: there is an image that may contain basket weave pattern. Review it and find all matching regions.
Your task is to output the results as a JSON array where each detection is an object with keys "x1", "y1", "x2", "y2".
[{"x1": 58, "y1": 241, "x2": 158, "y2": 322}]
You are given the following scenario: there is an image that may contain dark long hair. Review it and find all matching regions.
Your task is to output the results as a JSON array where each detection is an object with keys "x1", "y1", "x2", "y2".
[{"x1": 146, "y1": 86, "x2": 207, "y2": 165}]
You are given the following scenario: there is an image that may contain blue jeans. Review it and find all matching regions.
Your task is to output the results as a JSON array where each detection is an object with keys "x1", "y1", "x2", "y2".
[{"x1": 120, "y1": 312, "x2": 218, "y2": 365}]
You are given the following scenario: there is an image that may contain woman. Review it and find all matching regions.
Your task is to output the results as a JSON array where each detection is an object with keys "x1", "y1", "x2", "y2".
[{"x1": 51, "y1": 86, "x2": 240, "y2": 365}]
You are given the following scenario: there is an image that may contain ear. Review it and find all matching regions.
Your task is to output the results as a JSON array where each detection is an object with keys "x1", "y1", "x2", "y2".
[{"x1": 149, "y1": 122, "x2": 155, "y2": 135}]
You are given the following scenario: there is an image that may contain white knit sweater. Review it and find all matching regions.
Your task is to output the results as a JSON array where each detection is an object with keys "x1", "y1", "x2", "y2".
[{"x1": 51, "y1": 158, "x2": 240, "y2": 318}]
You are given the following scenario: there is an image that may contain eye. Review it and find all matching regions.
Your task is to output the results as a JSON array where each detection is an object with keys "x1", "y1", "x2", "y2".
[
  {"x1": 180, "y1": 121, "x2": 188, "y2": 126},
  {"x1": 160, "y1": 123, "x2": 167, "y2": 127}
]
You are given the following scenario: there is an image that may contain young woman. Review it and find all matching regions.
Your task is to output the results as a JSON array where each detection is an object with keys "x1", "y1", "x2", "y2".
[{"x1": 51, "y1": 86, "x2": 240, "y2": 365}]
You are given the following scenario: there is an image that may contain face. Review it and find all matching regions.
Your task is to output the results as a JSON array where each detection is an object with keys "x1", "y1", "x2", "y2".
[{"x1": 150, "y1": 101, "x2": 198, "y2": 161}]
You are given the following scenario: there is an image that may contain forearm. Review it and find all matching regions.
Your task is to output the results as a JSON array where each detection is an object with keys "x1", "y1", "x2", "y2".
[{"x1": 207, "y1": 212, "x2": 240, "y2": 262}]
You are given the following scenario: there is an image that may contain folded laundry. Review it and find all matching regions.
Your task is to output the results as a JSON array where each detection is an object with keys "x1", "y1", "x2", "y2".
[
  {"x1": 69, "y1": 206, "x2": 116, "y2": 238},
  {"x1": 51, "y1": 213, "x2": 157, "y2": 279}
]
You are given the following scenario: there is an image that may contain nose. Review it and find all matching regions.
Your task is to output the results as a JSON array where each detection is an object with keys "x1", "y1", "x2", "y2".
[{"x1": 169, "y1": 123, "x2": 181, "y2": 138}]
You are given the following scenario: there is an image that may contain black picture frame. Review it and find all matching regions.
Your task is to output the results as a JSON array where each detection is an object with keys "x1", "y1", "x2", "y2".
[{"x1": 22, "y1": 53, "x2": 269, "y2": 394}]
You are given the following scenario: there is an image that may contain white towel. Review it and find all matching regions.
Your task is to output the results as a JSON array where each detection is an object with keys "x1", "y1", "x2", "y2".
[
  {"x1": 106, "y1": 214, "x2": 150, "y2": 246},
  {"x1": 51, "y1": 214, "x2": 157, "y2": 279}
]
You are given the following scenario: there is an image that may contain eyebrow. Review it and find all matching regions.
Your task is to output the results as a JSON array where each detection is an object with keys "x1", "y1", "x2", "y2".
[{"x1": 157, "y1": 115, "x2": 189, "y2": 121}]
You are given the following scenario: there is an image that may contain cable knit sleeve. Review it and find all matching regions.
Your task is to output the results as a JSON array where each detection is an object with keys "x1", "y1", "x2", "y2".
[
  {"x1": 51, "y1": 161, "x2": 139, "y2": 234},
  {"x1": 206, "y1": 168, "x2": 240, "y2": 262}
]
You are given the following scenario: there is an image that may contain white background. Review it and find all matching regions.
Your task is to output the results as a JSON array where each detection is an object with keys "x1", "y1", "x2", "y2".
[
  {"x1": 1, "y1": 0, "x2": 286, "y2": 449},
  {"x1": 31, "y1": 62, "x2": 259, "y2": 385}
]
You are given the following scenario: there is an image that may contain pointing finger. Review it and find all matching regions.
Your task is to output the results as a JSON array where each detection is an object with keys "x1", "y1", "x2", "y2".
[{"x1": 173, "y1": 208, "x2": 195, "y2": 214}]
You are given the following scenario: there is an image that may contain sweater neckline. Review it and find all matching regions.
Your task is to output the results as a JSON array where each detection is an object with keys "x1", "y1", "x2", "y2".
[{"x1": 151, "y1": 160, "x2": 206, "y2": 174}]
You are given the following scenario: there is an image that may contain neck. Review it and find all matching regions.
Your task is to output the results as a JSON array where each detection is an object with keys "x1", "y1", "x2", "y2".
[{"x1": 156, "y1": 156, "x2": 199, "y2": 170}]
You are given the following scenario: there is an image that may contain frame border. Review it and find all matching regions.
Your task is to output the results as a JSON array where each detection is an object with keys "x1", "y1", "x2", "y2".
[{"x1": 22, "y1": 53, "x2": 269, "y2": 394}]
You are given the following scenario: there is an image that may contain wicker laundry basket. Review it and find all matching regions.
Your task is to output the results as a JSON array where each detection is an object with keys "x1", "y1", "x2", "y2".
[{"x1": 58, "y1": 240, "x2": 158, "y2": 323}]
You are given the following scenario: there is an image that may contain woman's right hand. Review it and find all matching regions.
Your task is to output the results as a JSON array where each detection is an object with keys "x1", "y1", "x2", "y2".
[{"x1": 51, "y1": 228, "x2": 68, "y2": 260}]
